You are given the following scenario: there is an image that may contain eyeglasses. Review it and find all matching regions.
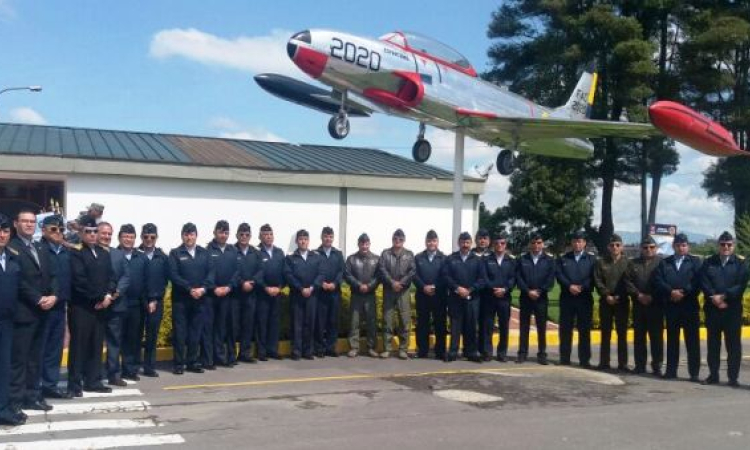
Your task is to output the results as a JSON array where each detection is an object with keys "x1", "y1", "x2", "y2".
[
  {"x1": 46, "y1": 226, "x2": 60, "y2": 233},
  {"x1": 142, "y1": 234, "x2": 157, "y2": 240},
  {"x1": 393, "y1": 237, "x2": 404, "y2": 242},
  {"x1": 642, "y1": 245, "x2": 656, "y2": 249},
  {"x1": 238, "y1": 232, "x2": 251, "y2": 237},
  {"x1": 83, "y1": 228, "x2": 97, "y2": 234},
  {"x1": 720, "y1": 242, "x2": 734, "y2": 247},
  {"x1": 609, "y1": 243, "x2": 622, "y2": 247}
]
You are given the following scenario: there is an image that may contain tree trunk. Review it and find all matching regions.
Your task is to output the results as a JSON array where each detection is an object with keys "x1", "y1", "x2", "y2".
[
  {"x1": 648, "y1": 169, "x2": 663, "y2": 225},
  {"x1": 641, "y1": 146, "x2": 648, "y2": 238}
]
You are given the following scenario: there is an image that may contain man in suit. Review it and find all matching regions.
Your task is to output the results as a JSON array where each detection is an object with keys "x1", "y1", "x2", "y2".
[
  {"x1": 117, "y1": 224, "x2": 148, "y2": 381},
  {"x1": 254, "y1": 224, "x2": 286, "y2": 361},
  {"x1": 8, "y1": 209, "x2": 57, "y2": 413},
  {"x1": 414, "y1": 230, "x2": 447, "y2": 359},
  {"x1": 0, "y1": 213, "x2": 25, "y2": 426},
  {"x1": 139, "y1": 223, "x2": 169, "y2": 377},
  {"x1": 315, "y1": 226, "x2": 345, "y2": 358},
  {"x1": 207, "y1": 220, "x2": 240, "y2": 368},
  {"x1": 68, "y1": 216, "x2": 117, "y2": 395},
  {"x1": 235, "y1": 223, "x2": 261, "y2": 363},
  {"x1": 479, "y1": 231, "x2": 516, "y2": 362}
]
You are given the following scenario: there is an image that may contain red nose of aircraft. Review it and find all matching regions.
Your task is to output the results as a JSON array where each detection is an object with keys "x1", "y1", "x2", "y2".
[
  {"x1": 649, "y1": 101, "x2": 747, "y2": 157},
  {"x1": 287, "y1": 30, "x2": 327, "y2": 79}
]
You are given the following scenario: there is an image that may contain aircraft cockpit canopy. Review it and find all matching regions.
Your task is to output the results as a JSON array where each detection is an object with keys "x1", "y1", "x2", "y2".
[{"x1": 380, "y1": 31, "x2": 474, "y2": 73}]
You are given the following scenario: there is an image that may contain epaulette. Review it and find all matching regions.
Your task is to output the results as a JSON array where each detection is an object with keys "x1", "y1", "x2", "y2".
[
  {"x1": 311, "y1": 250, "x2": 319, "y2": 255},
  {"x1": 737, "y1": 255, "x2": 745, "y2": 261},
  {"x1": 7, "y1": 247, "x2": 18, "y2": 256},
  {"x1": 73, "y1": 243, "x2": 83, "y2": 251},
  {"x1": 507, "y1": 253, "x2": 516, "y2": 259},
  {"x1": 545, "y1": 252, "x2": 553, "y2": 257},
  {"x1": 587, "y1": 251, "x2": 596, "y2": 256},
  {"x1": 101, "y1": 246, "x2": 111, "y2": 253}
]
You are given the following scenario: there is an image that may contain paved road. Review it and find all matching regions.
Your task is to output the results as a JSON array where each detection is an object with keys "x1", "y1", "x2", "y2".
[{"x1": 3, "y1": 340, "x2": 750, "y2": 449}]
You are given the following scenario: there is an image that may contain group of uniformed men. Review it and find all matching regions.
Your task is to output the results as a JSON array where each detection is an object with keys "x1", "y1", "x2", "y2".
[{"x1": 0, "y1": 208, "x2": 748, "y2": 427}]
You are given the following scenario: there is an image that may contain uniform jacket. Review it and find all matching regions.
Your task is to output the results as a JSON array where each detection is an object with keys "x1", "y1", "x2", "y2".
[
  {"x1": 344, "y1": 250, "x2": 380, "y2": 292},
  {"x1": 557, "y1": 251, "x2": 597, "y2": 301},
  {"x1": 42, "y1": 238, "x2": 71, "y2": 309},
  {"x1": 254, "y1": 245, "x2": 287, "y2": 289},
  {"x1": 317, "y1": 246, "x2": 345, "y2": 290},
  {"x1": 378, "y1": 247, "x2": 416, "y2": 290},
  {"x1": 653, "y1": 254, "x2": 703, "y2": 308},
  {"x1": 442, "y1": 251, "x2": 484, "y2": 299},
  {"x1": 626, "y1": 255, "x2": 662, "y2": 300},
  {"x1": 516, "y1": 252, "x2": 556, "y2": 301},
  {"x1": 0, "y1": 250, "x2": 21, "y2": 320},
  {"x1": 207, "y1": 240, "x2": 240, "y2": 294},
  {"x1": 120, "y1": 248, "x2": 148, "y2": 308},
  {"x1": 594, "y1": 255, "x2": 632, "y2": 301},
  {"x1": 284, "y1": 249, "x2": 324, "y2": 298},
  {"x1": 7, "y1": 236, "x2": 58, "y2": 323},
  {"x1": 414, "y1": 250, "x2": 447, "y2": 292},
  {"x1": 700, "y1": 254, "x2": 749, "y2": 312},
  {"x1": 108, "y1": 246, "x2": 131, "y2": 313},
  {"x1": 141, "y1": 246, "x2": 169, "y2": 304},
  {"x1": 168, "y1": 245, "x2": 214, "y2": 302},
  {"x1": 70, "y1": 244, "x2": 117, "y2": 309},
  {"x1": 480, "y1": 252, "x2": 516, "y2": 300},
  {"x1": 235, "y1": 244, "x2": 262, "y2": 298}
]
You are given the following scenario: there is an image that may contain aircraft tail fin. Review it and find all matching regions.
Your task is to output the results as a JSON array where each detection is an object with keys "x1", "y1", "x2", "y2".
[{"x1": 552, "y1": 64, "x2": 597, "y2": 120}]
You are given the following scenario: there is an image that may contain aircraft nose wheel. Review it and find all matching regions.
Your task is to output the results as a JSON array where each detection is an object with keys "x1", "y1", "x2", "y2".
[
  {"x1": 328, "y1": 114, "x2": 350, "y2": 140},
  {"x1": 412, "y1": 139, "x2": 432, "y2": 163},
  {"x1": 497, "y1": 149, "x2": 516, "y2": 175}
]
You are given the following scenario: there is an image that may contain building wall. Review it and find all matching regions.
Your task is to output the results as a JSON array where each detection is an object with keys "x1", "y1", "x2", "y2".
[{"x1": 66, "y1": 174, "x2": 479, "y2": 255}]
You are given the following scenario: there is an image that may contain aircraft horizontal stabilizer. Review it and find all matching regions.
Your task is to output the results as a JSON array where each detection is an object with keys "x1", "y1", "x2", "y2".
[{"x1": 254, "y1": 74, "x2": 372, "y2": 117}]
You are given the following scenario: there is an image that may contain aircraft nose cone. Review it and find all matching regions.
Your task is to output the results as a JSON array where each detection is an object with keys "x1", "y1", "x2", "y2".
[{"x1": 287, "y1": 41, "x2": 297, "y2": 60}]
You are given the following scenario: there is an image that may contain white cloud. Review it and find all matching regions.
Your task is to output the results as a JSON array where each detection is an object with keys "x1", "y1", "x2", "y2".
[
  {"x1": 210, "y1": 116, "x2": 286, "y2": 142},
  {"x1": 9, "y1": 107, "x2": 47, "y2": 125},
  {"x1": 0, "y1": 0, "x2": 16, "y2": 20},
  {"x1": 149, "y1": 28, "x2": 302, "y2": 77}
]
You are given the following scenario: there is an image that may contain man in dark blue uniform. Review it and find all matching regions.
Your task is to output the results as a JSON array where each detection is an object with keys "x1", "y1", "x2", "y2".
[
  {"x1": 140, "y1": 223, "x2": 168, "y2": 377},
  {"x1": 8, "y1": 209, "x2": 57, "y2": 412},
  {"x1": 117, "y1": 224, "x2": 148, "y2": 381},
  {"x1": 414, "y1": 230, "x2": 447, "y2": 360},
  {"x1": 516, "y1": 233, "x2": 555, "y2": 365},
  {"x1": 68, "y1": 216, "x2": 117, "y2": 396},
  {"x1": 556, "y1": 231, "x2": 596, "y2": 367},
  {"x1": 653, "y1": 233, "x2": 702, "y2": 381},
  {"x1": 285, "y1": 230, "x2": 324, "y2": 360},
  {"x1": 443, "y1": 232, "x2": 484, "y2": 362},
  {"x1": 38, "y1": 215, "x2": 72, "y2": 399},
  {"x1": 0, "y1": 213, "x2": 25, "y2": 426},
  {"x1": 169, "y1": 223, "x2": 214, "y2": 375},
  {"x1": 700, "y1": 231, "x2": 749, "y2": 387},
  {"x1": 235, "y1": 223, "x2": 261, "y2": 363},
  {"x1": 480, "y1": 231, "x2": 516, "y2": 362},
  {"x1": 254, "y1": 224, "x2": 286, "y2": 361},
  {"x1": 315, "y1": 227, "x2": 344, "y2": 358},
  {"x1": 207, "y1": 220, "x2": 239, "y2": 368}
]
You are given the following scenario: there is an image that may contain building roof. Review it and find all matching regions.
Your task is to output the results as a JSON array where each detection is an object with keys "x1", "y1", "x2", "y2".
[{"x1": 0, "y1": 122, "x2": 465, "y2": 181}]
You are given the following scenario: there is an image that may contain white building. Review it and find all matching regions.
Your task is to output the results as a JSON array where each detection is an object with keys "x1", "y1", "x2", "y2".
[{"x1": 0, "y1": 122, "x2": 485, "y2": 254}]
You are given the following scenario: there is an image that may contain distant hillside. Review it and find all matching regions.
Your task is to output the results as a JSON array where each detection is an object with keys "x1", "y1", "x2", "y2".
[{"x1": 619, "y1": 230, "x2": 712, "y2": 245}]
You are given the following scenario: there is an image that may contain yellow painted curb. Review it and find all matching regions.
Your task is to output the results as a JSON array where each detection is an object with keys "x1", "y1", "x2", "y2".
[{"x1": 59, "y1": 326, "x2": 750, "y2": 367}]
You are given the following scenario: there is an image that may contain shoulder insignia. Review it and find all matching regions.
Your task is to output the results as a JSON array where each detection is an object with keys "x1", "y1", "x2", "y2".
[
  {"x1": 587, "y1": 251, "x2": 596, "y2": 256},
  {"x1": 545, "y1": 252, "x2": 553, "y2": 257},
  {"x1": 7, "y1": 247, "x2": 18, "y2": 256},
  {"x1": 737, "y1": 255, "x2": 745, "y2": 261},
  {"x1": 507, "y1": 253, "x2": 516, "y2": 259},
  {"x1": 74, "y1": 243, "x2": 83, "y2": 251}
]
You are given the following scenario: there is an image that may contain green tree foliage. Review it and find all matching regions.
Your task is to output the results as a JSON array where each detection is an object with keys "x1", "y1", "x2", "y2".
[{"x1": 736, "y1": 212, "x2": 750, "y2": 257}]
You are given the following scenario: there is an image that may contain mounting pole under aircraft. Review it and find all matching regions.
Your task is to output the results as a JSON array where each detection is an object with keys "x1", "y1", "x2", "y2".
[{"x1": 452, "y1": 128, "x2": 465, "y2": 251}]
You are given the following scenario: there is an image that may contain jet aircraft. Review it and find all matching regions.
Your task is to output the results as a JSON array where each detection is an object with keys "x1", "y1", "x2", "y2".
[{"x1": 255, "y1": 29, "x2": 748, "y2": 175}]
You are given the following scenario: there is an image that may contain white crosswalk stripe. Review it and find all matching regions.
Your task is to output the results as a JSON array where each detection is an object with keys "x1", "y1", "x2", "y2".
[{"x1": 0, "y1": 380, "x2": 185, "y2": 449}]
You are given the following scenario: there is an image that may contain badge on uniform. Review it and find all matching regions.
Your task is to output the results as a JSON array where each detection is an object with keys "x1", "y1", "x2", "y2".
[{"x1": 179, "y1": 256, "x2": 189, "y2": 261}]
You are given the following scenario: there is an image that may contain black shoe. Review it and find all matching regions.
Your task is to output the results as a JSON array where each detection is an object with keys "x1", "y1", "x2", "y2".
[
  {"x1": 632, "y1": 366, "x2": 646, "y2": 375},
  {"x1": 142, "y1": 369, "x2": 159, "y2": 378},
  {"x1": 728, "y1": 379, "x2": 740, "y2": 388},
  {"x1": 203, "y1": 365, "x2": 216, "y2": 371},
  {"x1": 10, "y1": 403, "x2": 27, "y2": 419},
  {"x1": 325, "y1": 350, "x2": 339, "y2": 358},
  {"x1": 43, "y1": 387, "x2": 73, "y2": 399},
  {"x1": 186, "y1": 366, "x2": 204, "y2": 374},
  {"x1": 701, "y1": 376, "x2": 719, "y2": 385},
  {"x1": 315, "y1": 351, "x2": 325, "y2": 358},
  {"x1": 557, "y1": 360, "x2": 571, "y2": 366},
  {"x1": 122, "y1": 373, "x2": 140, "y2": 381},
  {"x1": 0, "y1": 410, "x2": 25, "y2": 426},
  {"x1": 221, "y1": 362, "x2": 235, "y2": 368},
  {"x1": 239, "y1": 356, "x2": 257, "y2": 364},
  {"x1": 67, "y1": 386, "x2": 83, "y2": 397},
  {"x1": 23, "y1": 399, "x2": 53, "y2": 411},
  {"x1": 303, "y1": 354, "x2": 315, "y2": 360},
  {"x1": 468, "y1": 355, "x2": 482, "y2": 363},
  {"x1": 662, "y1": 372, "x2": 677, "y2": 380},
  {"x1": 173, "y1": 367, "x2": 184, "y2": 375},
  {"x1": 617, "y1": 365, "x2": 631, "y2": 374},
  {"x1": 496, "y1": 355, "x2": 507, "y2": 362},
  {"x1": 108, "y1": 377, "x2": 127, "y2": 387},
  {"x1": 652, "y1": 367, "x2": 663, "y2": 377},
  {"x1": 291, "y1": 354, "x2": 301, "y2": 361},
  {"x1": 258, "y1": 355, "x2": 268, "y2": 362},
  {"x1": 538, "y1": 356, "x2": 549, "y2": 366},
  {"x1": 689, "y1": 375, "x2": 701, "y2": 383},
  {"x1": 516, "y1": 355, "x2": 527, "y2": 364},
  {"x1": 580, "y1": 362, "x2": 593, "y2": 369},
  {"x1": 482, "y1": 355, "x2": 493, "y2": 362},
  {"x1": 435, "y1": 353, "x2": 445, "y2": 361},
  {"x1": 444, "y1": 353, "x2": 457, "y2": 362},
  {"x1": 270, "y1": 354, "x2": 282, "y2": 360},
  {"x1": 83, "y1": 384, "x2": 112, "y2": 394},
  {"x1": 596, "y1": 364, "x2": 612, "y2": 372}
]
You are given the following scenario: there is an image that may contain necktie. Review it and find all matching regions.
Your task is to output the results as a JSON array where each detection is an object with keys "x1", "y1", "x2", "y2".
[
  {"x1": 28, "y1": 242, "x2": 40, "y2": 266},
  {"x1": 0, "y1": 253, "x2": 5, "y2": 271}
]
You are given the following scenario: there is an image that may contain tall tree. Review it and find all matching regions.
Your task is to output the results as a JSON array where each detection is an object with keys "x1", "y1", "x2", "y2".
[{"x1": 736, "y1": 212, "x2": 750, "y2": 257}]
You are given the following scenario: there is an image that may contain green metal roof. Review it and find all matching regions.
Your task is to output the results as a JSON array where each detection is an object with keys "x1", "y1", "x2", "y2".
[{"x1": 0, "y1": 122, "x2": 463, "y2": 180}]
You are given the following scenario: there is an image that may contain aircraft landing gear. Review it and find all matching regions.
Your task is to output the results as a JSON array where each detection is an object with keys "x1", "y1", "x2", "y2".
[
  {"x1": 496, "y1": 149, "x2": 516, "y2": 176},
  {"x1": 412, "y1": 122, "x2": 432, "y2": 163},
  {"x1": 328, "y1": 90, "x2": 351, "y2": 140}
]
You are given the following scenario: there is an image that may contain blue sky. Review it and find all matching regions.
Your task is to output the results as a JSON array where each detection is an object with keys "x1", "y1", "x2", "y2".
[{"x1": 0, "y1": 0, "x2": 734, "y2": 236}]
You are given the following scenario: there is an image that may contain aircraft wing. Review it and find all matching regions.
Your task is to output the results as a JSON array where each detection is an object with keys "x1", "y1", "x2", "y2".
[{"x1": 455, "y1": 111, "x2": 661, "y2": 146}]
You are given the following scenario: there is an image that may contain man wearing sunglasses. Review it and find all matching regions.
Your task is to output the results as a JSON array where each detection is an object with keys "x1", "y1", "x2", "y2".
[
  {"x1": 594, "y1": 234, "x2": 632, "y2": 372},
  {"x1": 378, "y1": 229, "x2": 416, "y2": 359},
  {"x1": 653, "y1": 233, "x2": 703, "y2": 381},
  {"x1": 139, "y1": 223, "x2": 168, "y2": 377},
  {"x1": 700, "y1": 231, "x2": 749, "y2": 387},
  {"x1": 39, "y1": 215, "x2": 73, "y2": 399},
  {"x1": 626, "y1": 236, "x2": 664, "y2": 376}
]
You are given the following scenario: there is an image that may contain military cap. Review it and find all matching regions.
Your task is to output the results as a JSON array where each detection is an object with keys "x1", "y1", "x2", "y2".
[
  {"x1": 458, "y1": 231, "x2": 472, "y2": 242},
  {"x1": 425, "y1": 229, "x2": 438, "y2": 240},
  {"x1": 719, "y1": 231, "x2": 734, "y2": 242},
  {"x1": 181, "y1": 222, "x2": 197, "y2": 235},
  {"x1": 530, "y1": 233, "x2": 544, "y2": 242},
  {"x1": 393, "y1": 229, "x2": 405, "y2": 239},
  {"x1": 358, "y1": 233, "x2": 370, "y2": 243},
  {"x1": 142, "y1": 223, "x2": 158, "y2": 235},
  {"x1": 673, "y1": 233, "x2": 689, "y2": 244},
  {"x1": 321, "y1": 226, "x2": 334, "y2": 236},
  {"x1": 87, "y1": 203, "x2": 105, "y2": 213},
  {"x1": 492, "y1": 231, "x2": 508, "y2": 242},
  {"x1": 79, "y1": 215, "x2": 97, "y2": 228},
  {"x1": 237, "y1": 223, "x2": 251, "y2": 233},
  {"x1": 119, "y1": 224, "x2": 136, "y2": 236},
  {"x1": 296, "y1": 229, "x2": 309, "y2": 238},
  {"x1": 42, "y1": 215, "x2": 64, "y2": 228},
  {"x1": 0, "y1": 213, "x2": 10, "y2": 229},
  {"x1": 260, "y1": 223, "x2": 273, "y2": 232},
  {"x1": 609, "y1": 234, "x2": 623, "y2": 243},
  {"x1": 571, "y1": 230, "x2": 587, "y2": 240},
  {"x1": 475, "y1": 228, "x2": 490, "y2": 238},
  {"x1": 214, "y1": 220, "x2": 230, "y2": 232},
  {"x1": 641, "y1": 236, "x2": 656, "y2": 246}
]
